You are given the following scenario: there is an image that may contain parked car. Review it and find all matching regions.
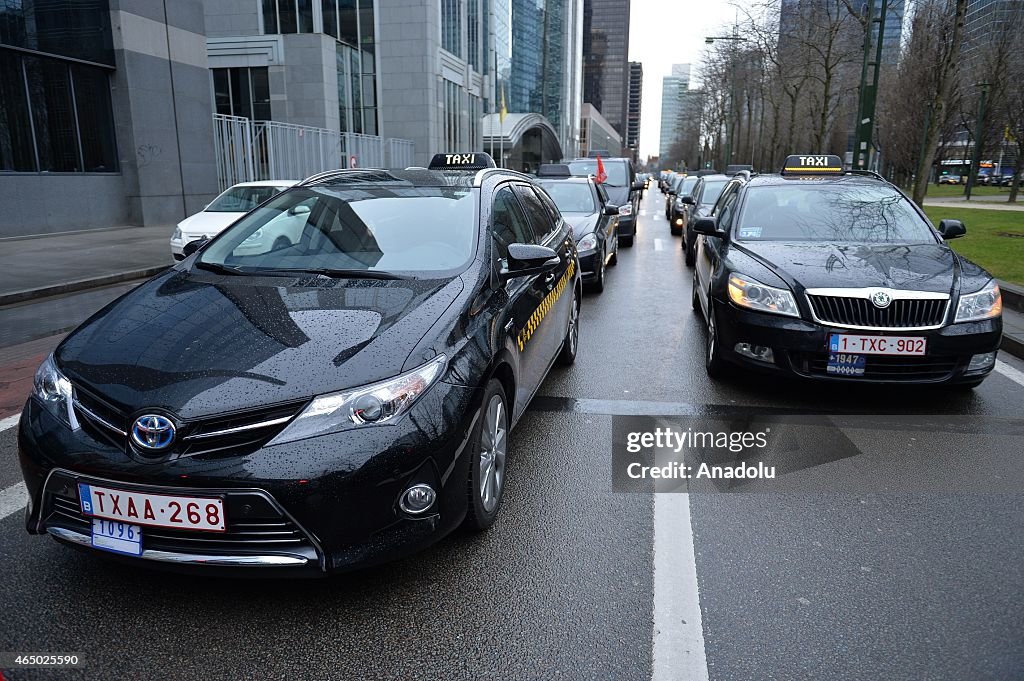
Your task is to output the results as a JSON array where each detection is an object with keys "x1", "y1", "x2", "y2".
[
  {"x1": 565, "y1": 157, "x2": 643, "y2": 247},
  {"x1": 937, "y1": 174, "x2": 962, "y2": 185},
  {"x1": 668, "y1": 175, "x2": 699, "y2": 236},
  {"x1": 681, "y1": 174, "x2": 730, "y2": 265},
  {"x1": 171, "y1": 181, "x2": 299, "y2": 260}
]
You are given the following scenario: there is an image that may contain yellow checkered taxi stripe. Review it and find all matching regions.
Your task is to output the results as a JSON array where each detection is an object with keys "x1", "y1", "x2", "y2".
[{"x1": 516, "y1": 260, "x2": 576, "y2": 352}]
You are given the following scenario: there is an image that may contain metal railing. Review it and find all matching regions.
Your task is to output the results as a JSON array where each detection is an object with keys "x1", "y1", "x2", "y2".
[{"x1": 213, "y1": 114, "x2": 415, "y2": 190}]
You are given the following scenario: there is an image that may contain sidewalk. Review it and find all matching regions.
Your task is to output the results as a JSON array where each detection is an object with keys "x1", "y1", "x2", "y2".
[
  {"x1": 923, "y1": 196, "x2": 1024, "y2": 211},
  {"x1": 0, "y1": 226, "x2": 173, "y2": 305}
]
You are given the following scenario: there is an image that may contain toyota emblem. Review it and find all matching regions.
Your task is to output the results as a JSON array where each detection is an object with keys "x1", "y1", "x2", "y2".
[{"x1": 131, "y1": 414, "x2": 176, "y2": 450}]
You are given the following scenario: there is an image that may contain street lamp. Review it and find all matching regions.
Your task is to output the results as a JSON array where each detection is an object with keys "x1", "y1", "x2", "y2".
[
  {"x1": 965, "y1": 82, "x2": 992, "y2": 201},
  {"x1": 705, "y1": 35, "x2": 747, "y2": 169}
]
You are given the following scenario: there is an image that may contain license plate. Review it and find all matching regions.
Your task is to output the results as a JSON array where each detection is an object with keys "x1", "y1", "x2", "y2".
[
  {"x1": 78, "y1": 483, "x2": 226, "y2": 532},
  {"x1": 827, "y1": 352, "x2": 867, "y2": 376},
  {"x1": 91, "y1": 518, "x2": 142, "y2": 556},
  {"x1": 828, "y1": 333, "x2": 927, "y2": 356}
]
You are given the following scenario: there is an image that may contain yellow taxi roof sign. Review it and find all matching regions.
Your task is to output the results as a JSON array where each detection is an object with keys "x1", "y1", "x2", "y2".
[
  {"x1": 780, "y1": 155, "x2": 845, "y2": 175},
  {"x1": 428, "y1": 152, "x2": 496, "y2": 170}
]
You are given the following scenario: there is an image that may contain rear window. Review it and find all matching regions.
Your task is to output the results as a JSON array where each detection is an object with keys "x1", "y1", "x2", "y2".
[
  {"x1": 735, "y1": 185, "x2": 937, "y2": 243},
  {"x1": 537, "y1": 181, "x2": 596, "y2": 214},
  {"x1": 698, "y1": 180, "x2": 728, "y2": 206}
]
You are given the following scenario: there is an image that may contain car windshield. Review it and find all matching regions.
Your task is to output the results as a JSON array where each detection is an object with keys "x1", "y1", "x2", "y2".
[
  {"x1": 735, "y1": 185, "x2": 937, "y2": 243},
  {"x1": 698, "y1": 180, "x2": 728, "y2": 206},
  {"x1": 566, "y1": 159, "x2": 629, "y2": 186},
  {"x1": 198, "y1": 186, "x2": 477, "y2": 276},
  {"x1": 539, "y1": 182, "x2": 596, "y2": 214},
  {"x1": 206, "y1": 185, "x2": 288, "y2": 212}
]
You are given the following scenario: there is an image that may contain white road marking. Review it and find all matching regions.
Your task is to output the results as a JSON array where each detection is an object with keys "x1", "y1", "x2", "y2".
[
  {"x1": 653, "y1": 493, "x2": 710, "y2": 681},
  {"x1": 654, "y1": 238, "x2": 665, "y2": 251},
  {"x1": 0, "y1": 414, "x2": 19, "y2": 433},
  {"x1": 0, "y1": 482, "x2": 27, "y2": 521},
  {"x1": 995, "y1": 359, "x2": 1024, "y2": 387},
  {"x1": 655, "y1": 214, "x2": 664, "y2": 220}
]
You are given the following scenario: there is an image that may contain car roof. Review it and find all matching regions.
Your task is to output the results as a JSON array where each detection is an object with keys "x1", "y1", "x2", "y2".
[
  {"x1": 743, "y1": 173, "x2": 888, "y2": 188},
  {"x1": 696, "y1": 174, "x2": 730, "y2": 181},
  {"x1": 297, "y1": 167, "x2": 534, "y2": 190},
  {"x1": 229, "y1": 180, "x2": 300, "y2": 188},
  {"x1": 535, "y1": 175, "x2": 595, "y2": 185}
]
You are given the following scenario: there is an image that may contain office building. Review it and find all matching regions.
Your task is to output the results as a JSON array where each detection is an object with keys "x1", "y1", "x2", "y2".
[
  {"x1": 658, "y1": 64, "x2": 690, "y2": 159},
  {"x1": 626, "y1": 61, "x2": 642, "y2": 156},
  {"x1": 0, "y1": 0, "x2": 218, "y2": 237},
  {"x1": 579, "y1": 103, "x2": 622, "y2": 157},
  {"x1": 964, "y1": 0, "x2": 1022, "y2": 56},
  {"x1": 582, "y1": 0, "x2": 631, "y2": 138}
]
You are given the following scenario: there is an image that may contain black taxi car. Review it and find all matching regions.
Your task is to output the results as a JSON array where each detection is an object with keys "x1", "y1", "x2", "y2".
[
  {"x1": 18, "y1": 152, "x2": 582, "y2": 575},
  {"x1": 691, "y1": 155, "x2": 1003, "y2": 386},
  {"x1": 536, "y1": 164, "x2": 619, "y2": 292}
]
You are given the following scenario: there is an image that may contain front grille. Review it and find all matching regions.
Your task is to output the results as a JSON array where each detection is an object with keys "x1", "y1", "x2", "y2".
[
  {"x1": 796, "y1": 353, "x2": 958, "y2": 382},
  {"x1": 807, "y1": 294, "x2": 947, "y2": 328},
  {"x1": 45, "y1": 485, "x2": 314, "y2": 556},
  {"x1": 70, "y1": 385, "x2": 306, "y2": 460}
]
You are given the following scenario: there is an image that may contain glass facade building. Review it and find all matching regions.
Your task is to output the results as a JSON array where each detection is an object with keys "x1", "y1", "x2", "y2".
[
  {"x1": 582, "y1": 0, "x2": 630, "y2": 138},
  {"x1": 626, "y1": 60, "x2": 642, "y2": 154}
]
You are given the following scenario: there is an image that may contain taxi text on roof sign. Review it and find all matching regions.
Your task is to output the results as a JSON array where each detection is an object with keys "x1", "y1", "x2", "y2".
[
  {"x1": 428, "y1": 152, "x2": 497, "y2": 170},
  {"x1": 781, "y1": 154, "x2": 845, "y2": 175}
]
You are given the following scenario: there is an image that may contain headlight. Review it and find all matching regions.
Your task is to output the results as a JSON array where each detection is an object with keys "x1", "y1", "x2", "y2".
[
  {"x1": 172, "y1": 227, "x2": 182, "y2": 241},
  {"x1": 955, "y1": 280, "x2": 1002, "y2": 323},
  {"x1": 32, "y1": 354, "x2": 78, "y2": 429},
  {"x1": 727, "y1": 273, "x2": 800, "y2": 317},
  {"x1": 618, "y1": 203, "x2": 633, "y2": 216},
  {"x1": 577, "y1": 233, "x2": 598, "y2": 251},
  {"x1": 268, "y1": 355, "x2": 446, "y2": 445}
]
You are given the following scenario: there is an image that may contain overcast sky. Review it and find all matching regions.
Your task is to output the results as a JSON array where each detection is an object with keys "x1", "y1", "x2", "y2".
[{"x1": 628, "y1": 0, "x2": 738, "y2": 159}]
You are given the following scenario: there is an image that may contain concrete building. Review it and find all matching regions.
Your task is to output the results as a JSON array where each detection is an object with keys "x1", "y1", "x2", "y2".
[
  {"x1": 0, "y1": 0, "x2": 218, "y2": 238},
  {"x1": 579, "y1": 103, "x2": 622, "y2": 157},
  {"x1": 658, "y1": 63, "x2": 690, "y2": 159},
  {"x1": 581, "y1": 0, "x2": 630, "y2": 138},
  {"x1": 626, "y1": 61, "x2": 642, "y2": 156}
]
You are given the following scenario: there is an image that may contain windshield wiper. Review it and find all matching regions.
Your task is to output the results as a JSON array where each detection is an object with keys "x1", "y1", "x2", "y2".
[
  {"x1": 193, "y1": 261, "x2": 246, "y2": 276},
  {"x1": 251, "y1": 267, "x2": 408, "y2": 280}
]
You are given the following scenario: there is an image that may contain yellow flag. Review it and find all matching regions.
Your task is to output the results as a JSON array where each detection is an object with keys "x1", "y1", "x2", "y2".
[
  {"x1": 1005, "y1": 125, "x2": 1016, "y2": 143},
  {"x1": 499, "y1": 84, "x2": 507, "y2": 124}
]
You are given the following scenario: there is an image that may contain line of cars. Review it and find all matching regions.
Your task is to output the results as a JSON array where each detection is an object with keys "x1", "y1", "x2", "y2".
[
  {"x1": 18, "y1": 151, "x2": 650, "y2": 577},
  {"x1": 657, "y1": 155, "x2": 1003, "y2": 387}
]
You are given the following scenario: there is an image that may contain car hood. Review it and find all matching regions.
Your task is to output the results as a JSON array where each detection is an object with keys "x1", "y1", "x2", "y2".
[
  {"x1": 562, "y1": 213, "x2": 599, "y2": 239},
  {"x1": 736, "y1": 241, "x2": 958, "y2": 293},
  {"x1": 176, "y1": 211, "x2": 244, "y2": 239},
  {"x1": 55, "y1": 270, "x2": 464, "y2": 419}
]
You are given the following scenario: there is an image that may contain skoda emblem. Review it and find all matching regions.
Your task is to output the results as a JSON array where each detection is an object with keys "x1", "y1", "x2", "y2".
[
  {"x1": 870, "y1": 291, "x2": 893, "y2": 309},
  {"x1": 131, "y1": 414, "x2": 176, "y2": 451}
]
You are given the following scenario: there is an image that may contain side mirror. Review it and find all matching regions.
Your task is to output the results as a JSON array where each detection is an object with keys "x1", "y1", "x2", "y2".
[
  {"x1": 938, "y1": 219, "x2": 966, "y2": 240},
  {"x1": 602, "y1": 204, "x2": 619, "y2": 216},
  {"x1": 288, "y1": 204, "x2": 311, "y2": 216},
  {"x1": 693, "y1": 217, "x2": 727, "y2": 239},
  {"x1": 182, "y1": 237, "x2": 209, "y2": 257},
  {"x1": 668, "y1": 190, "x2": 677, "y2": 196},
  {"x1": 500, "y1": 243, "x2": 560, "y2": 282},
  {"x1": 681, "y1": 195, "x2": 695, "y2": 205}
]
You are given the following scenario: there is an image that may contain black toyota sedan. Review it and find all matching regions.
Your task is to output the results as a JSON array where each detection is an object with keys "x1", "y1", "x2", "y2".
[
  {"x1": 18, "y1": 152, "x2": 582, "y2": 575},
  {"x1": 691, "y1": 155, "x2": 1002, "y2": 387},
  {"x1": 536, "y1": 166, "x2": 619, "y2": 292}
]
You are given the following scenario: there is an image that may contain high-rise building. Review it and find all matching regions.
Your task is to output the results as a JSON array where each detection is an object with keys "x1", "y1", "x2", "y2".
[
  {"x1": 658, "y1": 64, "x2": 690, "y2": 159},
  {"x1": 582, "y1": 0, "x2": 631, "y2": 138},
  {"x1": 626, "y1": 61, "x2": 643, "y2": 155},
  {"x1": 964, "y1": 0, "x2": 1021, "y2": 56}
]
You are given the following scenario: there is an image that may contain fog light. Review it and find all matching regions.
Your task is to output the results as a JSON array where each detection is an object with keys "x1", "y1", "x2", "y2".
[
  {"x1": 399, "y1": 484, "x2": 436, "y2": 514},
  {"x1": 966, "y1": 351, "x2": 997, "y2": 374},
  {"x1": 735, "y1": 342, "x2": 774, "y2": 363}
]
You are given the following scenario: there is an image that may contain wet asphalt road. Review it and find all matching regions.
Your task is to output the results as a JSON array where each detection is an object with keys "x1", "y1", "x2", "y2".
[{"x1": 1, "y1": 188, "x2": 1023, "y2": 680}]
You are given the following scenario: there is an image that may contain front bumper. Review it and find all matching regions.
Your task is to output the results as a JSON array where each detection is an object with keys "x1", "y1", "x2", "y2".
[
  {"x1": 18, "y1": 380, "x2": 484, "y2": 575},
  {"x1": 618, "y1": 213, "x2": 636, "y2": 236},
  {"x1": 712, "y1": 302, "x2": 1002, "y2": 384},
  {"x1": 577, "y1": 248, "x2": 600, "y2": 281}
]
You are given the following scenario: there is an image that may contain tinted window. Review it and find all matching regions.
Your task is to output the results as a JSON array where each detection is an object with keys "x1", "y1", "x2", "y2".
[
  {"x1": 716, "y1": 186, "x2": 740, "y2": 231},
  {"x1": 200, "y1": 186, "x2": 477, "y2": 274},
  {"x1": 533, "y1": 186, "x2": 565, "y2": 225},
  {"x1": 491, "y1": 186, "x2": 534, "y2": 259},
  {"x1": 679, "y1": 176, "x2": 698, "y2": 196},
  {"x1": 537, "y1": 181, "x2": 597, "y2": 214},
  {"x1": 514, "y1": 184, "x2": 556, "y2": 242},
  {"x1": 735, "y1": 185, "x2": 937, "y2": 243},
  {"x1": 207, "y1": 186, "x2": 290, "y2": 212},
  {"x1": 565, "y1": 159, "x2": 629, "y2": 186},
  {"x1": 697, "y1": 179, "x2": 728, "y2": 207}
]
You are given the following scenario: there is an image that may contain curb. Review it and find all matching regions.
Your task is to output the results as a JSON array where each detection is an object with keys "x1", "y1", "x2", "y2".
[
  {"x1": 0, "y1": 266, "x2": 169, "y2": 307},
  {"x1": 1002, "y1": 333, "x2": 1024, "y2": 361},
  {"x1": 999, "y1": 281, "x2": 1024, "y2": 313}
]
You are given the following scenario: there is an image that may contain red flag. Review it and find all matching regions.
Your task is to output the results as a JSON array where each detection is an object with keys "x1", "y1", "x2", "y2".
[{"x1": 595, "y1": 155, "x2": 607, "y2": 184}]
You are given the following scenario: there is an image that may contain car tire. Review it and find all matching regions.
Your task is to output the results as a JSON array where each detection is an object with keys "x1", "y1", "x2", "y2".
[
  {"x1": 273, "y1": 236, "x2": 291, "y2": 250},
  {"x1": 684, "y1": 232, "x2": 696, "y2": 267},
  {"x1": 691, "y1": 268, "x2": 701, "y2": 313},
  {"x1": 619, "y1": 234, "x2": 634, "y2": 248},
  {"x1": 557, "y1": 285, "x2": 580, "y2": 366},
  {"x1": 590, "y1": 250, "x2": 605, "y2": 293},
  {"x1": 463, "y1": 379, "x2": 509, "y2": 532},
  {"x1": 705, "y1": 298, "x2": 728, "y2": 379},
  {"x1": 608, "y1": 239, "x2": 618, "y2": 266}
]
